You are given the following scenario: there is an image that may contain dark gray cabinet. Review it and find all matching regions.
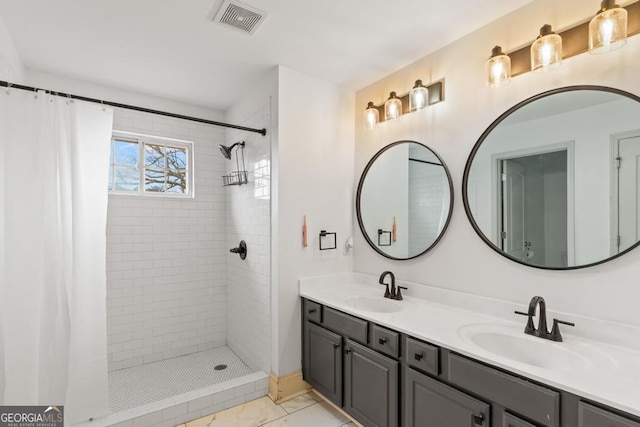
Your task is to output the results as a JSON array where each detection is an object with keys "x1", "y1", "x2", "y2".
[
  {"x1": 448, "y1": 353, "x2": 560, "y2": 427},
  {"x1": 405, "y1": 367, "x2": 489, "y2": 427},
  {"x1": 303, "y1": 321, "x2": 343, "y2": 405},
  {"x1": 578, "y1": 402, "x2": 640, "y2": 427},
  {"x1": 345, "y1": 339, "x2": 398, "y2": 427}
]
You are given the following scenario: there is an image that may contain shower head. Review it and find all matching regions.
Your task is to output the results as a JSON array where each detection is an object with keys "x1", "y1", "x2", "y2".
[
  {"x1": 219, "y1": 144, "x2": 233, "y2": 159},
  {"x1": 219, "y1": 141, "x2": 244, "y2": 160}
]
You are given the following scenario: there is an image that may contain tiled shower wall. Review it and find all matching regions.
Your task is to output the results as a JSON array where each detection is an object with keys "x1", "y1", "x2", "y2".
[
  {"x1": 106, "y1": 108, "x2": 228, "y2": 371},
  {"x1": 225, "y1": 98, "x2": 271, "y2": 374},
  {"x1": 408, "y1": 161, "x2": 446, "y2": 256}
]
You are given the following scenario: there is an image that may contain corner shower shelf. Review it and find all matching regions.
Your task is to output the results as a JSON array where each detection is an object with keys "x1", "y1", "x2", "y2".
[{"x1": 222, "y1": 171, "x2": 248, "y2": 186}]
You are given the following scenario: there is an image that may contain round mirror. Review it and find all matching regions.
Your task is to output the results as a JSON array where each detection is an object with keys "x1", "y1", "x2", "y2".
[
  {"x1": 357, "y1": 141, "x2": 453, "y2": 260},
  {"x1": 463, "y1": 85, "x2": 640, "y2": 270}
]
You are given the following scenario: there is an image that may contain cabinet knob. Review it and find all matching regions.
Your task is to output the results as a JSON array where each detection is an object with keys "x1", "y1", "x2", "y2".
[
  {"x1": 378, "y1": 338, "x2": 387, "y2": 345},
  {"x1": 473, "y1": 414, "x2": 484, "y2": 425},
  {"x1": 345, "y1": 348, "x2": 352, "y2": 355},
  {"x1": 308, "y1": 308, "x2": 317, "y2": 314},
  {"x1": 333, "y1": 343, "x2": 340, "y2": 349},
  {"x1": 414, "y1": 352, "x2": 423, "y2": 361}
]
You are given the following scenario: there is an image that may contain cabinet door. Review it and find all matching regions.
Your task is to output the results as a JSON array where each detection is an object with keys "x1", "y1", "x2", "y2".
[
  {"x1": 503, "y1": 412, "x2": 536, "y2": 427},
  {"x1": 344, "y1": 339, "x2": 398, "y2": 427},
  {"x1": 405, "y1": 367, "x2": 490, "y2": 427},
  {"x1": 303, "y1": 321, "x2": 343, "y2": 406},
  {"x1": 579, "y1": 401, "x2": 640, "y2": 427}
]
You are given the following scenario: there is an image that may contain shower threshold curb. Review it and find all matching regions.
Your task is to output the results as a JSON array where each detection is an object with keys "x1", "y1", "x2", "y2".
[{"x1": 73, "y1": 371, "x2": 269, "y2": 427}]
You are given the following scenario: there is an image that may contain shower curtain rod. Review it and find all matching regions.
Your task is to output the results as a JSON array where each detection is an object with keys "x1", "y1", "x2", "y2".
[{"x1": 0, "y1": 80, "x2": 267, "y2": 136}]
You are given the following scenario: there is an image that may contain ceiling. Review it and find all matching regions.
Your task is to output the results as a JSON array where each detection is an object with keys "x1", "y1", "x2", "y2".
[{"x1": 0, "y1": 0, "x2": 533, "y2": 111}]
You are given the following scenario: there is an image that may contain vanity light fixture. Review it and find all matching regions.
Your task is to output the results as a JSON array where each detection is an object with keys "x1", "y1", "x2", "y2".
[
  {"x1": 486, "y1": 46, "x2": 511, "y2": 87},
  {"x1": 363, "y1": 79, "x2": 444, "y2": 129},
  {"x1": 486, "y1": 1, "x2": 639, "y2": 86},
  {"x1": 531, "y1": 24, "x2": 563, "y2": 71},
  {"x1": 409, "y1": 80, "x2": 429, "y2": 112},
  {"x1": 384, "y1": 91, "x2": 403, "y2": 120},
  {"x1": 364, "y1": 101, "x2": 379, "y2": 130},
  {"x1": 589, "y1": 0, "x2": 628, "y2": 54}
]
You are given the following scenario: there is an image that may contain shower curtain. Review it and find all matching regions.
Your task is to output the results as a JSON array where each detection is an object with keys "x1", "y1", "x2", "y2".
[{"x1": 0, "y1": 89, "x2": 113, "y2": 424}]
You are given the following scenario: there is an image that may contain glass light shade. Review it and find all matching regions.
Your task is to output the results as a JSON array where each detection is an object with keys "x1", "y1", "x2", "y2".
[
  {"x1": 531, "y1": 25, "x2": 562, "y2": 72},
  {"x1": 364, "y1": 102, "x2": 379, "y2": 130},
  {"x1": 589, "y1": 1, "x2": 627, "y2": 54},
  {"x1": 384, "y1": 92, "x2": 403, "y2": 120},
  {"x1": 409, "y1": 80, "x2": 429, "y2": 112},
  {"x1": 486, "y1": 46, "x2": 511, "y2": 87}
]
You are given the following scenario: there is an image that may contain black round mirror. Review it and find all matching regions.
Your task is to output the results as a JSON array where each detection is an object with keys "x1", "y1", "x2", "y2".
[
  {"x1": 463, "y1": 85, "x2": 640, "y2": 270},
  {"x1": 356, "y1": 140, "x2": 453, "y2": 260}
]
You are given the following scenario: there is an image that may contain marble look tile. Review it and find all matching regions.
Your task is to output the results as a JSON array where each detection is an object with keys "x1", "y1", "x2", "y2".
[
  {"x1": 279, "y1": 392, "x2": 323, "y2": 414},
  {"x1": 187, "y1": 396, "x2": 286, "y2": 427},
  {"x1": 262, "y1": 402, "x2": 349, "y2": 427},
  {"x1": 185, "y1": 414, "x2": 213, "y2": 427}
]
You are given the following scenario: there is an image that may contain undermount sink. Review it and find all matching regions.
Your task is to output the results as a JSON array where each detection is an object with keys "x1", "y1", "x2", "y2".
[
  {"x1": 345, "y1": 296, "x2": 406, "y2": 313},
  {"x1": 458, "y1": 323, "x2": 614, "y2": 372}
]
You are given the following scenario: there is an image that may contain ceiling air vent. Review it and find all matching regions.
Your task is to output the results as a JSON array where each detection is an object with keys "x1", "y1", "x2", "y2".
[{"x1": 213, "y1": 0, "x2": 267, "y2": 35}]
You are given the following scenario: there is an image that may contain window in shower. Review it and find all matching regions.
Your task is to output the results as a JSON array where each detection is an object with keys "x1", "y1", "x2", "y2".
[{"x1": 109, "y1": 131, "x2": 194, "y2": 197}]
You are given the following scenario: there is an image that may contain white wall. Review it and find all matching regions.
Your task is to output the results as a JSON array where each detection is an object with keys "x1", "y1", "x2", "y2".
[
  {"x1": 275, "y1": 66, "x2": 355, "y2": 376},
  {"x1": 355, "y1": 0, "x2": 640, "y2": 327},
  {"x1": 224, "y1": 69, "x2": 277, "y2": 374},
  {"x1": 0, "y1": 14, "x2": 24, "y2": 83}
]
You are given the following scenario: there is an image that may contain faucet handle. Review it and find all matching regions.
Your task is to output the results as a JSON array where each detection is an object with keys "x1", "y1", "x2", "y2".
[
  {"x1": 394, "y1": 286, "x2": 408, "y2": 301},
  {"x1": 549, "y1": 318, "x2": 575, "y2": 342}
]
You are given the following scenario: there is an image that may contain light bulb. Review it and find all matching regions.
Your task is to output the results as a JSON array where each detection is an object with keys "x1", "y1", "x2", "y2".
[
  {"x1": 486, "y1": 46, "x2": 511, "y2": 87},
  {"x1": 364, "y1": 102, "x2": 379, "y2": 130},
  {"x1": 384, "y1": 92, "x2": 403, "y2": 120},
  {"x1": 409, "y1": 80, "x2": 429, "y2": 112},
  {"x1": 589, "y1": 0, "x2": 627, "y2": 54},
  {"x1": 531, "y1": 25, "x2": 562, "y2": 72}
]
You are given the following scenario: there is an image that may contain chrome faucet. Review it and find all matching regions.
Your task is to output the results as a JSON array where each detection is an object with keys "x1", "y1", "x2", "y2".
[
  {"x1": 515, "y1": 296, "x2": 575, "y2": 342},
  {"x1": 378, "y1": 271, "x2": 407, "y2": 300}
]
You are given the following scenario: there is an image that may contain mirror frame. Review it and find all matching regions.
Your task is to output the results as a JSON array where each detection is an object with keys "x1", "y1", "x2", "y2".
[
  {"x1": 462, "y1": 85, "x2": 640, "y2": 270},
  {"x1": 356, "y1": 140, "x2": 454, "y2": 260}
]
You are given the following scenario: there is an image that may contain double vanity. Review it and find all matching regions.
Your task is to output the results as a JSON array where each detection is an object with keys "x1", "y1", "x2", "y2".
[
  {"x1": 328, "y1": 84, "x2": 640, "y2": 426},
  {"x1": 299, "y1": 273, "x2": 640, "y2": 427}
]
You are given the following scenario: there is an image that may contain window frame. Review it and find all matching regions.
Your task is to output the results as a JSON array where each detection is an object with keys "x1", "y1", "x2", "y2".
[{"x1": 109, "y1": 130, "x2": 195, "y2": 198}]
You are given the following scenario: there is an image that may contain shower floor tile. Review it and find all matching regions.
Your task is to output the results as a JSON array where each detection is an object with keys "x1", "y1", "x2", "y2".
[{"x1": 109, "y1": 346, "x2": 253, "y2": 413}]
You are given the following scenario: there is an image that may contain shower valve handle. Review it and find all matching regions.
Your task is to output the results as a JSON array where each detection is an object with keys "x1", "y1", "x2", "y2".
[{"x1": 230, "y1": 240, "x2": 247, "y2": 260}]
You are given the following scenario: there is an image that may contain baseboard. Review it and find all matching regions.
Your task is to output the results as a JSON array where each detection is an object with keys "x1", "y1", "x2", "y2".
[{"x1": 268, "y1": 371, "x2": 312, "y2": 404}]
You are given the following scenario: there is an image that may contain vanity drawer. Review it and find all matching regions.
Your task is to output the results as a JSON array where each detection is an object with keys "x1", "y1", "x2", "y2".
[
  {"x1": 323, "y1": 306, "x2": 368, "y2": 344},
  {"x1": 372, "y1": 324, "x2": 399, "y2": 358},
  {"x1": 578, "y1": 401, "x2": 640, "y2": 427},
  {"x1": 448, "y1": 354, "x2": 560, "y2": 427},
  {"x1": 303, "y1": 299, "x2": 322, "y2": 323},
  {"x1": 405, "y1": 337, "x2": 439, "y2": 375}
]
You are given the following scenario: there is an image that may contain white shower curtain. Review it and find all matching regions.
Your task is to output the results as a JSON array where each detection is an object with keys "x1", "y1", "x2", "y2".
[{"x1": 0, "y1": 89, "x2": 113, "y2": 424}]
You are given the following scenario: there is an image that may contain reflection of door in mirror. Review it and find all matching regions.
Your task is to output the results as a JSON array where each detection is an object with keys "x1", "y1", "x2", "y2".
[
  {"x1": 499, "y1": 150, "x2": 568, "y2": 268},
  {"x1": 615, "y1": 132, "x2": 640, "y2": 254}
]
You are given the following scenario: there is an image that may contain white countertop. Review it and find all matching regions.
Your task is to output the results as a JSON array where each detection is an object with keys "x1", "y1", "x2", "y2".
[{"x1": 299, "y1": 272, "x2": 640, "y2": 418}]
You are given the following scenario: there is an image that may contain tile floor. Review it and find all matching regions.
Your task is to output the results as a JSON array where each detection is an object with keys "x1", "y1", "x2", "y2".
[{"x1": 178, "y1": 391, "x2": 358, "y2": 427}]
